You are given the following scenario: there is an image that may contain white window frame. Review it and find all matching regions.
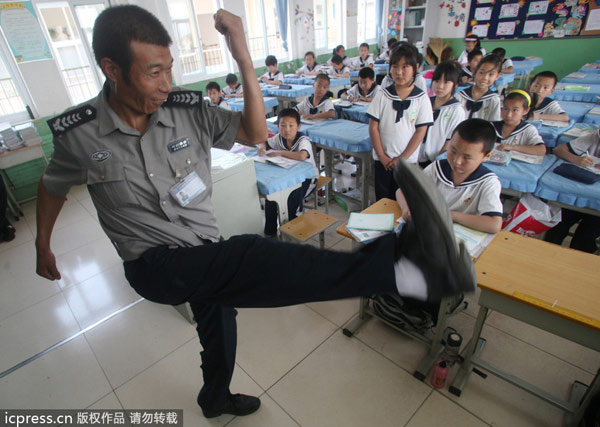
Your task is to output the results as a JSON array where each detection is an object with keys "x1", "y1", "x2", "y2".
[
  {"x1": 357, "y1": 0, "x2": 377, "y2": 44},
  {"x1": 314, "y1": 0, "x2": 346, "y2": 56},
  {"x1": 245, "y1": 0, "x2": 289, "y2": 67}
]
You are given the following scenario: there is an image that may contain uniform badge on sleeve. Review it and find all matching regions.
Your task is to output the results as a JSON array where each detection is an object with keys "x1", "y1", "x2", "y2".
[{"x1": 47, "y1": 105, "x2": 97, "y2": 137}]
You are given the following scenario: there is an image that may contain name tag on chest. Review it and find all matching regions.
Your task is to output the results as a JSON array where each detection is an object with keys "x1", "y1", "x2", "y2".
[{"x1": 169, "y1": 171, "x2": 206, "y2": 207}]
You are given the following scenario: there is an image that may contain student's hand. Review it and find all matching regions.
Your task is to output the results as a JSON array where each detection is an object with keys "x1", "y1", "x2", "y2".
[
  {"x1": 383, "y1": 156, "x2": 398, "y2": 170},
  {"x1": 497, "y1": 144, "x2": 510, "y2": 152},
  {"x1": 214, "y1": 10, "x2": 251, "y2": 66},
  {"x1": 257, "y1": 144, "x2": 266, "y2": 156},
  {"x1": 378, "y1": 153, "x2": 393, "y2": 169},
  {"x1": 577, "y1": 156, "x2": 594, "y2": 167},
  {"x1": 532, "y1": 112, "x2": 542, "y2": 121},
  {"x1": 303, "y1": 114, "x2": 313, "y2": 119},
  {"x1": 348, "y1": 95, "x2": 355, "y2": 102},
  {"x1": 267, "y1": 151, "x2": 281, "y2": 157}
]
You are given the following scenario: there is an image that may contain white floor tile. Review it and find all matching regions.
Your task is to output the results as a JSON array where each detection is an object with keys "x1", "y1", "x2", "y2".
[
  {"x1": 87, "y1": 392, "x2": 124, "y2": 410},
  {"x1": 227, "y1": 394, "x2": 299, "y2": 427},
  {"x1": 49, "y1": 217, "x2": 107, "y2": 257},
  {"x1": 406, "y1": 391, "x2": 488, "y2": 427},
  {"x1": 305, "y1": 298, "x2": 359, "y2": 327},
  {"x1": 0, "y1": 336, "x2": 112, "y2": 409},
  {"x1": 0, "y1": 216, "x2": 34, "y2": 254}
]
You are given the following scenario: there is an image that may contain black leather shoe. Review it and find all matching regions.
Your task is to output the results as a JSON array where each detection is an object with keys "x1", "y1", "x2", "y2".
[
  {"x1": 1, "y1": 223, "x2": 15, "y2": 242},
  {"x1": 393, "y1": 160, "x2": 476, "y2": 301},
  {"x1": 200, "y1": 393, "x2": 261, "y2": 418}
]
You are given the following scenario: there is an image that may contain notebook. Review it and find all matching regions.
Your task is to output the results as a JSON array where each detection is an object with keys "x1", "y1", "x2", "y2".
[{"x1": 347, "y1": 213, "x2": 395, "y2": 231}]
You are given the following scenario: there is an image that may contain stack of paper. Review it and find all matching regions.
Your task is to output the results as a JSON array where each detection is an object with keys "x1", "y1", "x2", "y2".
[
  {"x1": 249, "y1": 150, "x2": 302, "y2": 168},
  {"x1": 453, "y1": 224, "x2": 496, "y2": 258},
  {"x1": 565, "y1": 72, "x2": 586, "y2": 79},
  {"x1": 563, "y1": 125, "x2": 597, "y2": 138},
  {"x1": 210, "y1": 147, "x2": 247, "y2": 170},
  {"x1": 15, "y1": 123, "x2": 42, "y2": 146},
  {"x1": 542, "y1": 120, "x2": 570, "y2": 128},
  {"x1": 588, "y1": 106, "x2": 600, "y2": 116},
  {"x1": 346, "y1": 213, "x2": 395, "y2": 243},
  {"x1": 509, "y1": 151, "x2": 544, "y2": 164},
  {"x1": 0, "y1": 123, "x2": 24, "y2": 151}
]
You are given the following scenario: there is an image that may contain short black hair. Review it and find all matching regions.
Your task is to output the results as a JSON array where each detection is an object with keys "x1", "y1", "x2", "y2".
[
  {"x1": 265, "y1": 55, "x2": 278, "y2": 66},
  {"x1": 467, "y1": 49, "x2": 483, "y2": 62},
  {"x1": 475, "y1": 53, "x2": 502, "y2": 74},
  {"x1": 432, "y1": 61, "x2": 460, "y2": 91},
  {"x1": 225, "y1": 73, "x2": 238, "y2": 85},
  {"x1": 92, "y1": 5, "x2": 171, "y2": 83},
  {"x1": 331, "y1": 54, "x2": 343, "y2": 65},
  {"x1": 358, "y1": 67, "x2": 375, "y2": 80},
  {"x1": 305, "y1": 51, "x2": 316, "y2": 60},
  {"x1": 531, "y1": 71, "x2": 558, "y2": 87},
  {"x1": 333, "y1": 45, "x2": 345, "y2": 56},
  {"x1": 389, "y1": 45, "x2": 418, "y2": 81},
  {"x1": 360, "y1": 43, "x2": 369, "y2": 50},
  {"x1": 452, "y1": 118, "x2": 496, "y2": 154},
  {"x1": 491, "y1": 47, "x2": 506, "y2": 60},
  {"x1": 315, "y1": 73, "x2": 330, "y2": 85},
  {"x1": 387, "y1": 38, "x2": 398, "y2": 48},
  {"x1": 277, "y1": 108, "x2": 301, "y2": 125},
  {"x1": 206, "y1": 81, "x2": 221, "y2": 92}
]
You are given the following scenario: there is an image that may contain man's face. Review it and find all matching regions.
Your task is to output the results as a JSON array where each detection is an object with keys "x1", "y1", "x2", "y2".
[
  {"x1": 207, "y1": 88, "x2": 221, "y2": 104},
  {"x1": 111, "y1": 40, "x2": 173, "y2": 115}
]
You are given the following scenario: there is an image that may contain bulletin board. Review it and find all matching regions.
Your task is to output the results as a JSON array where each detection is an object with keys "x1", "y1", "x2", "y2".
[{"x1": 466, "y1": 0, "x2": 600, "y2": 40}]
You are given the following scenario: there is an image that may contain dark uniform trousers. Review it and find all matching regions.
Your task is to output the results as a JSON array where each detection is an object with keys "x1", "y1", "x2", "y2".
[
  {"x1": 123, "y1": 233, "x2": 397, "y2": 410},
  {"x1": 543, "y1": 208, "x2": 600, "y2": 254}
]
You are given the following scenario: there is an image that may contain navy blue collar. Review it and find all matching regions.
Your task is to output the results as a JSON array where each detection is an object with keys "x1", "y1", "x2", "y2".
[
  {"x1": 280, "y1": 131, "x2": 306, "y2": 150},
  {"x1": 430, "y1": 96, "x2": 459, "y2": 109},
  {"x1": 461, "y1": 86, "x2": 496, "y2": 101},
  {"x1": 535, "y1": 97, "x2": 554, "y2": 111},
  {"x1": 384, "y1": 84, "x2": 422, "y2": 99},
  {"x1": 493, "y1": 120, "x2": 528, "y2": 140},
  {"x1": 437, "y1": 158, "x2": 493, "y2": 187}
]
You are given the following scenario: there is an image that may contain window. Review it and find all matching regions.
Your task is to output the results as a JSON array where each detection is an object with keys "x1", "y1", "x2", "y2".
[
  {"x1": 0, "y1": 51, "x2": 32, "y2": 123},
  {"x1": 245, "y1": 0, "x2": 287, "y2": 62},
  {"x1": 356, "y1": 0, "x2": 376, "y2": 42},
  {"x1": 313, "y1": 0, "x2": 343, "y2": 50},
  {"x1": 167, "y1": 0, "x2": 228, "y2": 81}
]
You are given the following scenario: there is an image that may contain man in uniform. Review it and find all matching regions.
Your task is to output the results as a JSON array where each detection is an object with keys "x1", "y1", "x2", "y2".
[{"x1": 35, "y1": 5, "x2": 475, "y2": 418}]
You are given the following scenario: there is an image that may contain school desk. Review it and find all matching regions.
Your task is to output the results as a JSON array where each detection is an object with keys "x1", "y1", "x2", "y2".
[
  {"x1": 227, "y1": 96, "x2": 278, "y2": 115},
  {"x1": 283, "y1": 77, "x2": 351, "y2": 89},
  {"x1": 530, "y1": 120, "x2": 575, "y2": 148},
  {"x1": 334, "y1": 102, "x2": 370, "y2": 123},
  {"x1": 260, "y1": 84, "x2": 314, "y2": 108},
  {"x1": 579, "y1": 64, "x2": 600, "y2": 73},
  {"x1": 555, "y1": 122, "x2": 598, "y2": 148},
  {"x1": 266, "y1": 118, "x2": 332, "y2": 136},
  {"x1": 583, "y1": 111, "x2": 600, "y2": 125},
  {"x1": 306, "y1": 119, "x2": 373, "y2": 209},
  {"x1": 558, "y1": 100, "x2": 596, "y2": 123},
  {"x1": 449, "y1": 231, "x2": 600, "y2": 426},
  {"x1": 512, "y1": 57, "x2": 543, "y2": 88},
  {"x1": 551, "y1": 84, "x2": 600, "y2": 103},
  {"x1": 561, "y1": 73, "x2": 600, "y2": 85}
]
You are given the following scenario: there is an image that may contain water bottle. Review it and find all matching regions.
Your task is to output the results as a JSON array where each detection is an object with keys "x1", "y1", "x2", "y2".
[{"x1": 431, "y1": 360, "x2": 449, "y2": 389}]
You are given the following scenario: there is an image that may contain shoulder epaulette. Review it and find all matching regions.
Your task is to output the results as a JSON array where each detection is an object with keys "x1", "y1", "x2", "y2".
[
  {"x1": 47, "y1": 105, "x2": 96, "y2": 137},
  {"x1": 164, "y1": 91, "x2": 203, "y2": 108}
]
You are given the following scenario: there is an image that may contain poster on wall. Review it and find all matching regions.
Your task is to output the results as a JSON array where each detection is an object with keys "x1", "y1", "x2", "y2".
[
  {"x1": 523, "y1": 20, "x2": 545, "y2": 35},
  {"x1": 497, "y1": 21, "x2": 516, "y2": 36},
  {"x1": 528, "y1": 1, "x2": 549, "y2": 16},
  {"x1": 499, "y1": 3, "x2": 520, "y2": 19},
  {"x1": 474, "y1": 7, "x2": 492, "y2": 21},
  {"x1": 0, "y1": 1, "x2": 52, "y2": 62},
  {"x1": 472, "y1": 24, "x2": 489, "y2": 37}
]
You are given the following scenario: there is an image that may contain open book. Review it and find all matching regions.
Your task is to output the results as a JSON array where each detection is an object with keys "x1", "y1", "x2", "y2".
[
  {"x1": 250, "y1": 150, "x2": 302, "y2": 168},
  {"x1": 509, "y1": 151, "x2": 544, "y2": 165},
  {"x1": 453, "y1": 224, "x2": 496, "y2": 259},
  {"x1": 563, "y1": 125, "x2": 597, "y2": 138}
]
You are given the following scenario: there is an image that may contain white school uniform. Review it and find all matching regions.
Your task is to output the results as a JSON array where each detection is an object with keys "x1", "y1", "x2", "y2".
[
  {"x1": 378, "y1": 49, "x2": 391, "y2": 61},
  {"x1": 424, "y1": 159, "x2": 503, "y2": 217},
  {"x1": 381, "y1": 73, "x2": 427, "y2": 93},
  {"x1": 261, "y1": 70, "x2": 284, "y2": 82},
  {"x1": 345, "y1": 83, "x2": 380, "y2": 100},
  {"x1": 458, "y1": 48, "x2": 486, "y2": 65},
  {"x1": 534, "y1": 98, "x2": 566, "y2": 116},
  {"x1": 456, "y1": 86, "x2": 501, "y2": 121},
  {"x1": 567, "y1": 129, "x2": 600, "y2": 157},
  {"x1": 492, "y1": 120, "x2": 544, "y2": 146},
  {"x1": 294, "y1": 94, "x2": 334, "y2": 116},
  {"x1": 460, "y1": 65, "x2": 474, "y2": 82},
  {"x1": 367, "y1": 85, "x2": 434, "y2": 163},
  {"x1": 296, "y1": 63, "x2": 322, "y2": 75},
  {"x1": 208, "y1": 97, "x2": 230, "y2": 110},
  {"x1": 266, "y1": 132, "x2": 319, "y2": 175},
  {"x1": 501, "y1": 58, "x2": 514, "y2": 70},
  {"x1": 327, "y1": 66, "x2": 350, "y2": 77},
  {"x1": 351, "y1": 54, "x2": 374, "y2": 68},
  {"x1": 418, "y1": 97, "x2": 466, "y2": 163},
  {"x1": 327, "y1": 55, "x2": 352, "y2": 67},
  {"x1": 222, "y1": 83, "x2": 243, "y2": 96}
]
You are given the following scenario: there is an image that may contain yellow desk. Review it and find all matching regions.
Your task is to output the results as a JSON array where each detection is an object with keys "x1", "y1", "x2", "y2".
[{"x1": 450, "y1": 231, "x2": 600, "y2": 426}]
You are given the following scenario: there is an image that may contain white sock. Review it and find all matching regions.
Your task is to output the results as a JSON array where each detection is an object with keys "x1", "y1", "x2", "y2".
[{"x1": 394, "y1": 258, "x2": 428, "y2": 301}]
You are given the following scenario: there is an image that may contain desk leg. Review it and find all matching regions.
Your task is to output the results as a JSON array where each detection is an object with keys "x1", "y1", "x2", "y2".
[
  {"x1": 357, "y1": 153, "x2": 371, "y2": 210},
  {"x1": 566, "y1": 371, "x2": 600, "y2": 427},
  {"x1": 449, "y1": 304, "x2": 489, "y2": 397},
  {"x1": 342, "y1": 296, "x2": 372, "y2": 337}
]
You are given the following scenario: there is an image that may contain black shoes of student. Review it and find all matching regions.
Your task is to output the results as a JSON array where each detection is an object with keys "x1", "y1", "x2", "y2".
[
  {"x1": 1, "y1": 222, "x2": 15, "y2": 242},
  {"x1": 200, "y1": 393, "x2": 261, "y2": 418},
  {"x1": 393, "y1": 160, "x2": 476, "y2": 302}
]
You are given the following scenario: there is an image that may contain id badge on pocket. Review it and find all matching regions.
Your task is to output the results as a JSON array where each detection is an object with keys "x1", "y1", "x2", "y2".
[{"x1": 169, "y1": 171, "x2": 206, "y2": 207}]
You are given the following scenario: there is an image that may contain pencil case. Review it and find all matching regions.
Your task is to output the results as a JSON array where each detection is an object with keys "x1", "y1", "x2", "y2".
[
  {"x1": 553, "y1": 163, "x2": 600, "y2": 185},
  {"x1": 278, "y1": 84, "x2": 292, "y2": 90}
]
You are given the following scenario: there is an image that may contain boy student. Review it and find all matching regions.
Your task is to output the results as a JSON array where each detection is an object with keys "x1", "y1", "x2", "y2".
[
  {"x1": 544, "y1": 126, "x2": 600, "y2": 253},
  {"x1": 206, "y1": 82, "x2": 230, "y2": 110},
  {"x1": 460, "y1": 49, "x2": 482, "y2": 84},
  {"x1": 367, "y1": 45, "x2": 433, "y2": 200},
  {"x1": 328, "y1": 54, "x2": 351, "y2": 78},
  {"x1": 491, "y1": 47, "x2": 514, "y2": 74},
  {"x1": 529, "y1": 71, "x2": 569, "y2": 122},
  {"x1": 222, "y1": 73, "x2": 243, "y2": 97},
  {"x1": 294, "y1": 73, "x2": 335, "y2": 120},
  {"x1": 261, "y1": 108, "x2": 318, "y2": 236},
  {"x1": 456, "y1": 54, "x2": 502, "y2": 121},
  {"x1": 342, "y1": 67, "x2": 380, "y2": 102},
  {"x1": 259, "y1": 55, "x2": 283, "y2": 85},
  {"x1": 379, "y1": 38, "x2": 398, "y2": 62},
  {"x1": 419, "y1": 61, "x2": 466, "y2": 167},
  {"x1": 296, "y1": 51, "x2": 321, "y2": 75},
  {"x1": 350, "y1": 43, "x2": 374, "y2": 70}
]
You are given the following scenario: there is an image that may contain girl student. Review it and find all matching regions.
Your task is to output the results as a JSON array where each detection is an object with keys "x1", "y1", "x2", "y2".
[
  {"x1": 296, "y1": 51, "x2": 322, "y2": 76},
  {"x1": 493, "y1": 89, "x2": 546, "y2": 156},
  {"x1": 329, "y1": 45, "x2": 352, "y2": 67},
  {"x1": 381, "y1": 42, "x2": 427, "y2": 92},
  {"x1": 456, "y1": 54, "x2": 502, "y2": 121},
  {"x1": 367, "y1": 45, "x2": 434, "y2": 200},
  {"x1": 457, "y1": 34, "x2": 486, "y2": 65},
  {"x1": 418, "y1": 61, "x2": 466, "y2": 167}
]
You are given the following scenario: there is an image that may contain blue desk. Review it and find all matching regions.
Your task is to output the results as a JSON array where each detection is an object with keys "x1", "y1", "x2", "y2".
[
  {"x1": 485, "y1": 154, "x2": 557, "y2": 194},
  {"x1": 552, "y1": 84, "x2": 600, "y2": 102},
  {"x1": 283, "y1": 76, "x2": 307, "y2": 84},
  {"x1": 228, "y1": 97, "x2": 278, "y2": 113},
  {"x1": 512, "y1": 58, "x2": 543, "y2": 75},
  {"x1": 334, "y1": 103, "x2": 369, "y2": 123},
  {"x1": 534, "y1": 159, "x2": 600, "y2": 213},
  {"x1": 374, "y1": 63, "x2": 389, "y2": 73},
  {"x1": 260, "y1": 84, "x2": 314, "y2": 108},
  {"x1": 530, "y1": 121, "x2": 574, "y2": 149},
  {"x1": 495, "y1": 73, "x2": 515, "y2": 87},
  {"x1": 267, "y1": 119, "x2": 330, "y2": 136},
  {"x1": 555, "y1": 123, "x2": 598, "y2": 148},
  {"x1": 583, "y1": 112, "x2": 600, "y2": 125},
  {"x1": 558, "y1": 100, "x2": 596, "y2": 122},
  {"x1": 580, "y1": 65, "x2": 600, "y2": 74},
  {"x1": 561, "y1": 74, "x2": 600, "y2": 85}
]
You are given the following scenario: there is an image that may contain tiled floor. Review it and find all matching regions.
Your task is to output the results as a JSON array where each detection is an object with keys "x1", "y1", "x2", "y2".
[{"x1": 1, "y1": 176, "x2": 598, "y2": 427}]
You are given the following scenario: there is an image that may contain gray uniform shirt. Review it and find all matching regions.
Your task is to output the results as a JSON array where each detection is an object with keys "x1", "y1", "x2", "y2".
[{"x1": 43, "y1": 85, "x2": 242, "y2": 261}]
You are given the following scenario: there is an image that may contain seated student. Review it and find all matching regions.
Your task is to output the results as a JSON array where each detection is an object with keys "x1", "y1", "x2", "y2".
[
  {"x1": 328, "y1": 44, "x2": 352, "y2": 67},
  {"x1": 460, "y1": 49, "x2": 482, "y2": 85},
  {"x1": 379, "y1": 38, "x2": 398, "y2": 62},
  {"x1": 261, "y1": 108, "x2": 318, "y2": 236},
  {"x1": 493, "y1": 90, "x2": 546, "y2": 156},
  {"x1": 529, "y1": 71, "x2": 569, "y2": 122},
  {"x1": 419, "y1": 61, "x2": 466, "y2": 167},
  {"x1": 327, "y1": 54, "x2": 351, "y2": 78},
  {"x1": 350, "y1": 43, "x2": 374, "y2": 70},
  {"x1": 296, "y1": 51, "x2": 322, "y2": 76},
  {"x1": 0, "y1": 176, "x2": 15, "y2": 242},
  {"x1": 222, "y1": 73, "x2": 243, "y2": 98},
  {"x1": 342, "y1": 67, "x2": 380, "y2": 102},
  {"x1": 544, "y1": 127, "x2": 600, "y2": 253},
  {"x1": 206, "y1": 82, "x2": 230, "y2": 110},
  {"x1": 381, "y1": 42, "x2": 427, "y2": 93},
  {"x1": 456, "y1": 54, "x2": 501, "y2": 121},
  {"x1": 458, "y1": 34, "x2": 486, "y2": 66},
  {"x1": 490, "y1": 47, "x2": 514, "y2": 74},
  {"x1": 259, "y1": 55, "x2": 284, "y2": 85},
  {"x1": 294, "y1": 73, "x2": 336, "y2": 120}
]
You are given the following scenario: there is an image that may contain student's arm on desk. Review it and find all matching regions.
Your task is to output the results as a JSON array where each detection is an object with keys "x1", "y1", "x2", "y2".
[
  {"x1": 553, "y1": 143, "x2": 595, "y2": 167},
  {"x1": 451, "y1": 211, "x2": 502, "y2": 234},
  {"x1": 501, "y1": 66, "x2": 514, "y2": 74},
  {"x1": 369, "y1": 118, "x2": 393, "y2": 168},
  {"x1": 497, "y1": 143, "x2": 546, "y2": 156},
  {"x1": 304, "y1": 109, "x2": 336, "y2": 120},
  {"x1": 533, "y1": 112, "x2": 569, "y2": 122},
  {"x1": 35, "y1": 180, "x2": 66, "y2": 281},
  {"x1": 268, "y1": 150, "x2": 308, "y2": 161}
]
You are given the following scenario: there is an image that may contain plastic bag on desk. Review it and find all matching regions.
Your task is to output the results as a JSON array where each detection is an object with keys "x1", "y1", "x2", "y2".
[{"x1": 501, "y1": 194, "x2": 561, "y2": 237}]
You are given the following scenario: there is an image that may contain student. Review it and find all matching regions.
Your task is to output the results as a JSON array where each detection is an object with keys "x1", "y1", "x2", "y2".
[
  {"x1": 327, "y1": 54, "x2": 350, "y2": 78},
  {"x1": 342, "y1": 67, "x2": 380, "y2": 102},
  {"x1": 381, "y1": 43, "x2": 427, "y2": 92},
  {"x1": 457, "y1": 34, "x2": 486, "y2": 65},
  {"x1": 296, "y1": 51, "x2": 321, "y2": 76},
  {"x1": 456, "y1": 54, "x2": 501, "y2": 121},
  {"x1": 295, "y1": 73, "x2": 335, "y2": 120},
  {"x1": 399, "y1": 118, "x2": 502, "y2": 234},
  {"x1": 493, "y1": 90, "x2": 545, "y2": 156},
  {"x1": 367, "y1": 45, "x2": 434, "y2": 200},
  {"x1": 529, "y1": 71, "x2": 569, "y2": 122},
  {"x1": 418, "y1": 61, "x2": 466, "y2": 167},
  {"x1": 206, "y1": 82, "x2": 230, "y2": 110},
  {"x1": 490, "y1": 47, "x2": 514, "y2": 74},
  {"x1": 259, "y1": 55, "x2": 284, "y2": 84},
  {"x1": 379, "y1": 38, "x2": 398, "y2": 62},
  {"x1": 0, "y1": 176, "x2": 15, "y2": 242},
  {"x1": 261, "y1": 109, "x2": 318, "y2": 236},
  {"x1": 460, "y1": 49, "x2": 482, "y2": 85},
  {"x1": 350, "y1": 43, "x2": 374, "y2": 70},
  {"x1": 329, "y1": 44, "x2": 352, "y2": 67},
  {"x1": 544, "y1": 127, "x2": 600, "y2": 253},
  {"x1": 222, "y1": 73, "x2": 243, "y2": 97}
]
